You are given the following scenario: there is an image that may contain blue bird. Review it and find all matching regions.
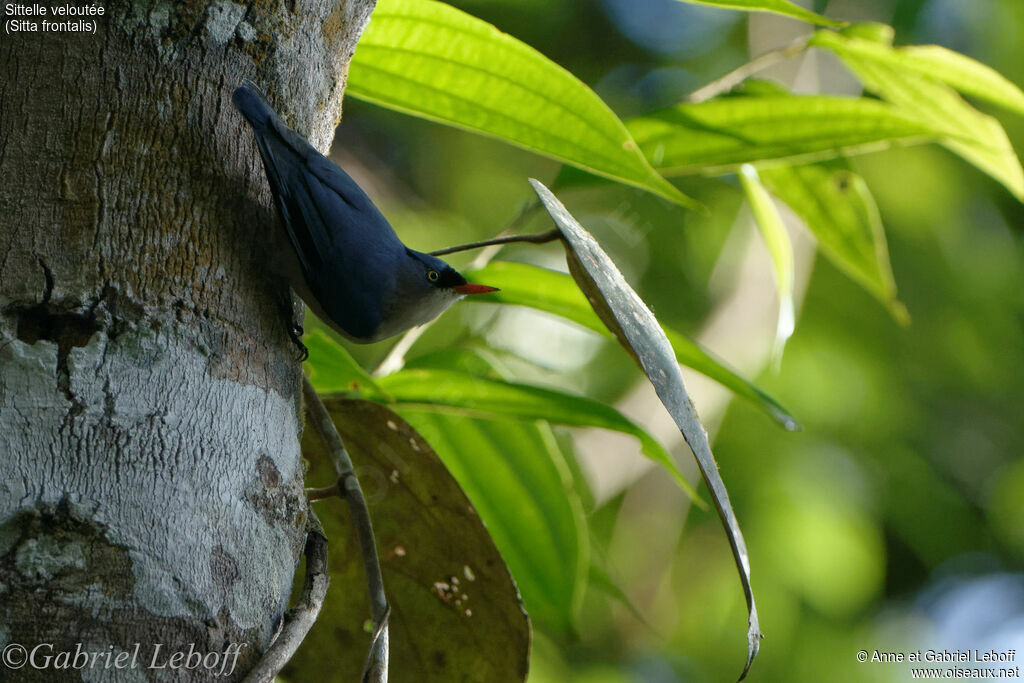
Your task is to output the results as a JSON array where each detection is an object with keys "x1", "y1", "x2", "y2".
[{"x1": 233, "y1": 82, "x2": 497, "y2": 347}]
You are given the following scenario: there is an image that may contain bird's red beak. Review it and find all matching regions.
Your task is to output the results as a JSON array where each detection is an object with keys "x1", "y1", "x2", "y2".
[{"x1": 453, "y1": 283, "x2": 500, "y2": 295}]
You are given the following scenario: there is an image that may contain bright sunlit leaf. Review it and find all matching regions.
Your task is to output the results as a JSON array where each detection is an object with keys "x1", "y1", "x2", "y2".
[
  {"x1": 758, "y1": 162, "x2": 907, "y2": 322},
  {"x1": 464, "y1": 261, "x2": 800, "y2": 430},
  {"x1": 628, "y1": 95, "x2": 938, "y2": 175},
  {"x1": 811, "y1": 31, "x2": 1024, "y2": 201},
  {"x1": 347, "y1": 0, "x2": 697, "y2": 207},
  {"x1": 738, "y1": 165, "x2": 795, "y2": 364},
  {"x1": 838, "y1": 21, "x2": 894, "y2": 44},
  {"x1": 529, "y1": 178, "x2": 761, "y2": 681},
  {"x1": 672, "y1": 0, "x2": 842, "y2": 27},
  {"x1": 812, "y1": 30, "x2": 1024, "y2": 118}
]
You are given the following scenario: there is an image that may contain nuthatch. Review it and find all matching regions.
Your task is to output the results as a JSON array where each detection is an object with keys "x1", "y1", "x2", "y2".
[{"x1": 233, "y1": 82, "x2": 497, "y2": 348}]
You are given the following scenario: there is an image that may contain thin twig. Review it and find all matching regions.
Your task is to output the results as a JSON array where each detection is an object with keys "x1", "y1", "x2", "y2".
[
  {"x1": 305, "y1": 483, "x2": 341, "y2": 501},
  {"x1": 362, "y1": 605, "x2": 391, "y2": 683},
  {"x1": 684, "y1": 35, "x2": 812, "y2": 104},
  {"x1": 428, "y1": 228, "x2": 560, "y2": 257},
  {"x1": 303, "y1": 373, "x2": 357, "y2": 476},
  {"x1": 429, "y1": 197, "x2": 544, "y2": 259},
  {"x1": 302, "y1": 374, "x2": 389, "y2": 682},
  {"x1": 466, "y1": 198, "x2": 546, "y2": 268},
  {"x1": 339, "y1": 470, "x2": 389, "y2": 681},
  {"x1": 243, "y1": 513, "x2": 329, "y2": 683},
  {"x1": 373, "y1": 198, "x2": 549, "y2": 377}
]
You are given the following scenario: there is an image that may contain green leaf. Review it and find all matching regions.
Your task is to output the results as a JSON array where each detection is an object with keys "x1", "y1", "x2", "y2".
[
  {"x1": 738, "y1": 165, "x2": 795, "y2": 361},
  {"x1": 811, "y1": 31, "x2": 1024, "y2": 200},
  {"x1": 394, "y1": 410, "x2": 589, "y2": 634},
  {"x1": 588, "y1": 562, "x2": 653, "y2": 631},
  {"x1": 376, "y1": 367, "x2": 701, "y2": 502},
  {"x1": 672, "y1": 0, "x2": 843, "y2": 27},
  {"x1": 529, "y1": 179, "x2": 761, "y2": 681},
  {"x1": 294, "y1": 399, "x2": 530, "y2": 682},
  {"x1": 464, "y1": 261, "x2": 799, "y2": 430},
  {"x1": 404, "y1": 348, "x2": 505, "y2": 378},
  {"x1": 347, "y1": 0, "x2": 697, "y2": 207},
  {"x1": 302, "y1": 329, "x2": 389, "y2": 399},
  {"x1": 838, "y1": 21, "x2": 894, "y2": 44},
  {"x1": 757, "y1": 162, "x2": 908, "y2": 322},
  {"x1": 812, "y1": 31, "x2": 1024, "y2": 117},
  {"x1": 628, "y1": 95, "x2": 938, "y2": 175}
]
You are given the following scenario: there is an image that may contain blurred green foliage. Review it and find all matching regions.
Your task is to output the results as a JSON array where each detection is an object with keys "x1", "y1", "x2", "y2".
[{"x1": 298, "y1": 0, "x2": 1024, "y2": 680}]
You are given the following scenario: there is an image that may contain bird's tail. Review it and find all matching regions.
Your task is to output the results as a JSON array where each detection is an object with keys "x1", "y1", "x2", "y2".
[
  {"x1": 232, "y1": 81, "x2": 323, "y2": 281},
  {"x1": 232, "y1": 81, "x2": 277, "y2": 132}
]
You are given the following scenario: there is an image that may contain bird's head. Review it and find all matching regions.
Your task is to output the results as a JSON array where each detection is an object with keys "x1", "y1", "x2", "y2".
[
  {"x1": 416, "y1": 251, "x2": 499, "y2": 296},
  {"x1": 371, "y1": 250, "x2": 498, "y2": 341}
]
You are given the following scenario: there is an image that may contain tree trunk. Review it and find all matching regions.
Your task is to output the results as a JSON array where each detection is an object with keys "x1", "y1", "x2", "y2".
[{"x1": 0, "y1": 1, "x2": 373, "y2": 679}]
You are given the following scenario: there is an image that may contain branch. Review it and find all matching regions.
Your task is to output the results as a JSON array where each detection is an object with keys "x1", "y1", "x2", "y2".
[
  {"x1": 243, "y1": 514, "x2": 329, "y2": 683},
  {"x1": 428, "y1": 228, "x2": 561, "y2": 257},
  {"x1": 301, "y1": 374, "x2": 390, "y2": 682},
  {"x1": 305, "y1": 483, "x2": 341, "y2": 502},
  {"x1": 465, "y1": 196, "x2": 546, "y2": 269},
  {"x1": 684, "y1": 35, "x2": 811, "y2": 103},
  {"x1": 303, "y1": 374, "x2": 357, "y2": 477},
  {"x1": 361, "y1": 589, "x2": 391, "y2": 683}
]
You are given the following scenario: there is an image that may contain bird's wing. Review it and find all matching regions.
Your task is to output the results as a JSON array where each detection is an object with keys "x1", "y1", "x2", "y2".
[
  {"x1": 234, "y1": 84, "x2": 401, "y2": 282},
  {"x1": 250, "y1": 133, "x2": 326, "y2": 277},
  {"x1": 234, "y1": 83, "x2": 404, "y2": 340}
]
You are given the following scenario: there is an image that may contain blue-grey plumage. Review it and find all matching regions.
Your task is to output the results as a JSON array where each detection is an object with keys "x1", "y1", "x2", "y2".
[{"x1": 232, "y1": 81, "x2": 497, "y2": 343}]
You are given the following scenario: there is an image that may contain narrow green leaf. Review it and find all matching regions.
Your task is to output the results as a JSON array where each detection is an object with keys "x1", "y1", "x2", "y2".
[
  {"x1": 628, "y1": 95, "x2": 938, "y2": 174},
  {"x1": 377, "y1": 367, "x2": 700, "y2": 502},
  {"x1": 738, "y1": 165, "x2": 795, "y2": 362},
  {"x1": 302, "y1": 329, "x2": 389, "y2": 399},
  {"x1": 757, "y1": 162, "x2": 908, "y2": 322},
  {"x1": 811, "y1": 31, "x2": 1024, "y2": 200},
  {"x1": 529, "y1": 179, "x2": 761, "y2": 681},
  {"x1": 588, "y1": 562, "x2": 654, "y2": 630},
  {"x1": 838, "y1": 21, "x2": 894, "y2": 44},
  {"x1": 673, "y1": 0, "x2": 843, "y2": 27},
  {"x1": 394, "y1": 410, "x2": 589, "y2": 634},
  {"x1": 811, "y1": 31, "x2": 1024, "y2": 117},
  {"x1": 347, "y1": 0, "x2": 697, "y2": 207},
  {"x1": 404, "y1": 348, "x2": 504, "y2": 378},
  {"x1": 732, "y1": 78, "x2": 794, "y2": 96},
  {"x1": 406, "y1": 348, "x2": 599, "y2": 512},
  {"x1": 464, "y1": 261, "x2": 800, "y2": 430},
  {"x1": 297, "y1": 399, "x2": 531, "y2": 682}
]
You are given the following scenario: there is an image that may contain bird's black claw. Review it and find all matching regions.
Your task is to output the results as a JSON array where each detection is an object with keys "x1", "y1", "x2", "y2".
[
  {"x1": 288, "y1": 324, "x2": 309, "y2": 362},
  {"x1": 274, "y1": 284, "x2": 309, "y2": 362}
]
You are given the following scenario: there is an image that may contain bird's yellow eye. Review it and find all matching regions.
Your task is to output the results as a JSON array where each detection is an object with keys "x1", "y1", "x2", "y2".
[{"x1": 427, "y1": 269, "x2": 440, "y2": 283}]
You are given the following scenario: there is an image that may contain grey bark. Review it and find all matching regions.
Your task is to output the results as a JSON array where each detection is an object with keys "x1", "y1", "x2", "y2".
[{"x1": 0, "y1": 1, "x2": 374, "y2": 679}]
